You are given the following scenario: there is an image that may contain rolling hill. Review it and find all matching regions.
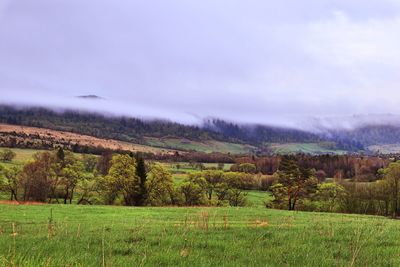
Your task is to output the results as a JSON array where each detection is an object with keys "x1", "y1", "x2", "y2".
[{"x1": 2, "y1": 104, "x2": 400, "y2": 154}]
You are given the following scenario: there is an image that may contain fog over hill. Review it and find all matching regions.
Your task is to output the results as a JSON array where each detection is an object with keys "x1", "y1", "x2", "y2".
[
  {"x1": 297, "y1": 114, "x2": 400, "y2": 133},
  {"x1": 4, "y1": 96, "x2": 400, "y2": 135},
  {"x1": 3, "y1": 103, "x2": 400, "y2": 154}
]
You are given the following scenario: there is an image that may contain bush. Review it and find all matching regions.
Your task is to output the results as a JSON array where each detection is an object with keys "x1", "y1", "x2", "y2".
[{"x1": 0, "y1": 149, "x2": 16, "y2": 162}]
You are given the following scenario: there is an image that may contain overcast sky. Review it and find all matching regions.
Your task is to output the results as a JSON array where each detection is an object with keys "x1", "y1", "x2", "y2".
[{"x1": 1, "y1": 0, "x2": 400, "y2": 126}]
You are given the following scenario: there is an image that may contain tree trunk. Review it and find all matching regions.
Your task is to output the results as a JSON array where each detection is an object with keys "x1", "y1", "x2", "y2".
[
  {"x1": 69, "y1": 188, "x2": 75, "y2": 204},
  {"x1": 288, "y1": 197, "x2": 293, "y2": 210}
]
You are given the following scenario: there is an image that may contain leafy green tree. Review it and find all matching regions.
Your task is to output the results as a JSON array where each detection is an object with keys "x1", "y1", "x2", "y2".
[
  {"x1": 223, "y1": 172, "x2": 249, "y2": 206},
  {"x1": 381, "y1": 162, "x2": 400, "y2": 217},
  {"x1": 76, "y1": 173, "x2": 102, "y2": 205},
  {"x1": 315, "y1": 183, "x2": 345, "y2": 212},
  {"x1": 180, "y1": 181, "x2": 206, "y2": 206},
  {"x1": 82, "y1": 154, "x2": 98, "y2": 172},
  {"x1": 60, "y1": 155, "x2": 85, "y2": 204},
  {"x1": 199, "y1": 170, "x2": 224, "y2": 201},
  {"x1": 238, "y1": 163, "x2": 257, "y2": 173},
  {"x1": 0, "y1": 165, "x2": 21, "y2": 201},
  {"x1": 146, "y1": 164, "x2": 174, "y2": 206},
  {"x1": 0, "y1": 149, "x2": 16, "y2": 162},
  {"x1": 106, "y1": 154, "x2": 139, "y2": 206}
]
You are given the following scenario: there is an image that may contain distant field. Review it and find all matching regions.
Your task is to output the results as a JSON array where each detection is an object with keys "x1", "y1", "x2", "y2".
[
  {"x1": 270, "y1": 143, "x2": 347, "y2": 155},
  {"x1": 0, "y1": 148, "x2": 46, "y2": 169},
  {"x1": 145, "y1": 137, "x2": 255, "y2": 154},
  {"x1": 246, "y1": 190, "x2": 271, "y2": 207},
  {"x1": 0, "y1": 148, "x2": 42, "y2": 164},
  {"x1": 0, "y1": 204, "x2": 399, "y2": 266},
  {"x1": 368, "y1": 144, "x2": 400, "y2": 154}
]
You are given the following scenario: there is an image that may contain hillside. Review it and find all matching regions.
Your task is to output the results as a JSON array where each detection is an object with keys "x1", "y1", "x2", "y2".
[
  {"x1": 4, "y1": 105, "x2": 400, "y2": 154},
  {"x1": 0, "y1": 106, "x2": 325, "y2": 146},
  {"x1": 0, "y1": 123, "x2": 258, "y2": 155},
  {"x1": 0, "y1": 123, "x2": 176, "y2": 155},
  {"x1": 0, "y1": 105, "x2": 361, "y2": 154}
]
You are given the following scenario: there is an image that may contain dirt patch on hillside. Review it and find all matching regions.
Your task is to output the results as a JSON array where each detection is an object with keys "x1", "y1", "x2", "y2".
[{"x1": 0, "y1": 123, "x2": 178, "y2": 155}]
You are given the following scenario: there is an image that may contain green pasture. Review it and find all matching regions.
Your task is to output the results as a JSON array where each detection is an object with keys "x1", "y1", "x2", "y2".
[{"x1": 0, "y1": 204, "x2": 398, "y2": 266}]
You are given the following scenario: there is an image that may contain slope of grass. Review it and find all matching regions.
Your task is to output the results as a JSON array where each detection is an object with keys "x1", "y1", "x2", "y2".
[
  {"x1": 145, "y1": 137, "x2": 255, "y2": 154},
  {"x1": 246, "y1": 190, "x2": 271, "y2": 208},
  {"x1": 0, "y1": 204, "x2": 398, "y2": 266},
  {"x1": 0, "y1": 148, "x2": 42, "y2": 164},
  {"x1": 270, "y1": 143, "x2": 347, "y2": 155},
  {"x1": 368, "y1": 144, "x2": 400, "y2": 154}
]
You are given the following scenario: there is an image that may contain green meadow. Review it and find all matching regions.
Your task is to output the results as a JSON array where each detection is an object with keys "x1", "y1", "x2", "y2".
[
  {"x1": 0, "y1": 204, "x2": 398, "y2": 267},
  {"x1": 1, "y1": 148, "x2": 399, "y2": 266}
]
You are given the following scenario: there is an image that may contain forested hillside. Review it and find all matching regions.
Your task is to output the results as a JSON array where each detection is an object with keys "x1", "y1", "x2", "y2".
[
  {"x1": 3, "y1": 105, "x2": 399, "y2": 153},
  {"x1": 0, "y1": 105, "x2": 323, "y2": 145}
]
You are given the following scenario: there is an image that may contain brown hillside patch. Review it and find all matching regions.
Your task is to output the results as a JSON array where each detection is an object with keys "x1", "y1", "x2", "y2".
[{"x1": 0, "y1": 123, "x2": 179, "y2": 155}]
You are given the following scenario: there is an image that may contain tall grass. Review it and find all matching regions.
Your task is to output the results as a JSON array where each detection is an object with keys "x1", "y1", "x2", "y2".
[{"x1": 0, "y1": 205, "x2": 399, "y2": 266}]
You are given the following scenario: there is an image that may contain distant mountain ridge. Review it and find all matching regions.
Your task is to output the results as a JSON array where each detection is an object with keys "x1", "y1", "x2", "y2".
[
  {"x1": 1, "y1": 104, "x2": 400, "y2": 154},
  {"x1": 76, "y1": 95, "x2": 104, "y2": 100}
]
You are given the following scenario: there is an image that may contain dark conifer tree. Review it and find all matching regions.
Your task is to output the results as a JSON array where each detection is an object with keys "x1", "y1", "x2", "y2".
[
  {"x1": 56, "y1": 147, "x2": 65, "y2": 162},
  {"x1": 135, "y1": 153, "x2": 147, "y2": 206}
]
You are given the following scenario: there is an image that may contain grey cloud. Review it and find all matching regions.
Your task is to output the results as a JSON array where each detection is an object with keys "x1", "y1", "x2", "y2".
[{"x1": 1, "y1": 0, "x2": 400, "y2": 127}]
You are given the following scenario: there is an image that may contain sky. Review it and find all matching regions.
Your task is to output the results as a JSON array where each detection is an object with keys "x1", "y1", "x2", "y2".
[{"x1": 1, "y1": 0, "x2": 400, "y2": 127}]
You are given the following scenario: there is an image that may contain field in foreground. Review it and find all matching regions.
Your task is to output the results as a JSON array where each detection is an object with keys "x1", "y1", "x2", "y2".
[{"x1": 0, "y1": 205, "x2": 398, "y2": 266}]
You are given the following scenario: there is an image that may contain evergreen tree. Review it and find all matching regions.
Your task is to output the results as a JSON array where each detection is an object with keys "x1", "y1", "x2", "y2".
[
  {"x1": 271, "y1": 155, "x2": 317, "y2": 210},
  {"x1": 135, "y1": 153, "x2": 147, "y2": 206},
  {"x1": 57, "y1": 147, "x2": 65, "y2": 162}
]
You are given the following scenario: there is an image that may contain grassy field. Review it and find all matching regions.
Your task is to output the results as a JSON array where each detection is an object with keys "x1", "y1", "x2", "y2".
[
  {"x1": 368, "y1": 144, "x2": 400, "y2": 154},
  {"x1": 270, "y1": 143, "x2": 347, "y2": 155},
  {"x1": 0, "y1": 148, "x2": 45, "y2": 168},
  {"x1": 0, "y1": 204, "x2": 398, "y2": 266},
  {"x1": 145, "y1": 137, "x2": 255, "y2": 154},
  {"x1": 0, "y1": 148, "x2": 42, "y2": 163}
]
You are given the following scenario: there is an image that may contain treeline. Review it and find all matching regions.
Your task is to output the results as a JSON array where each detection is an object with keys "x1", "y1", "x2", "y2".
[
  {"x1": 3, "y1": 148, "x2": 400, "y2": 217},
  {"x1": 328, "y1": 125, "x2": 400, "y2": 147},
  {"x1": 233, "y1": 154, "x2": 390, "y2": 180},
  {"x1": 269, "y1": 155, "x2": 400, "y2": 217},
  {"x1": 0, "y1": 149, "x2": 258, "y2": 207},
  {"x1": 203, "y1": 119, "x2": 324, "y2": 145}
]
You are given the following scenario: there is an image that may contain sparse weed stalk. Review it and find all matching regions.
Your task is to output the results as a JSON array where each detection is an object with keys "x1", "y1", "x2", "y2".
[
  {"x1": 198, "y1": 211, "x2": 209, "y2": 230},
  {"x1": 10, "y1": 222, "x2": 17, "y2": 267},
  {"x1": 76, "y1": 223, "x2": 81, "y2": 239},
  {"x1": 223, "y1": 212, "x2": 229, "y2": 230},
  {"x1": 47, "y1": 208, "x2": 55, "y2": 239}
]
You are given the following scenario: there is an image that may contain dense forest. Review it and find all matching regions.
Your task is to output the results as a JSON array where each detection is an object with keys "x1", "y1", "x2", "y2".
[
  {"x1": 327, "y1": 125, "x2": 400, "y2": 146},
  {"x1": 0, "y1": 105, "x2": 366, "y2": 151}
]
